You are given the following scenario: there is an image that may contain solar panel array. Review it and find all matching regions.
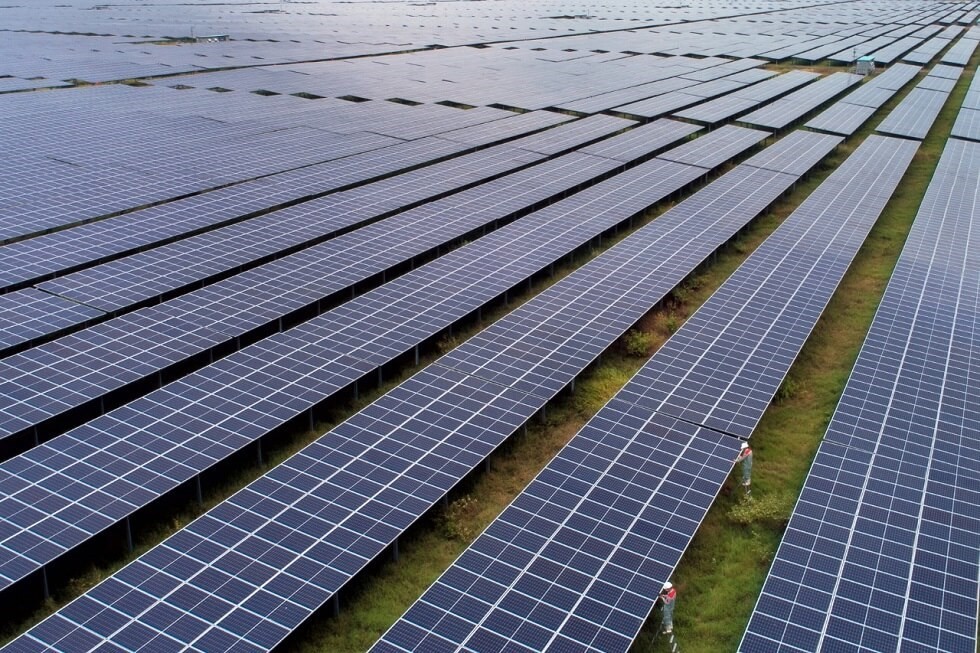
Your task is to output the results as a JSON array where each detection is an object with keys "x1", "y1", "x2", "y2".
[
  {"x1": 805, "y1": 63, "x2": 921, "y2": 135},
  {"x1": 740, "y1": 72, "x2": 863, "y2": 130},
  {"x1": 374, "y1": 134, "x2": 917, "y2": 653},
  {"x1": 741, "y1": 136, "x2": 980, "y2": 653},
  {"x1": 5, "y1": 127, "x2": 850, "y2": 653},
  {"x1": 951, "y1": 67, "x2": 980, "y2": 143},
  {"x1": 876, "y1": 64, "x2": 961, "y2": 140},
  {"x1": 673, "y1": 70, "x2": 820, "y2": 125},
  {"x1": 0, "y1": 135, "x2": 638, "y2": 447},
  {"x1": 0, "y1": 127, "x2": 756, "y2": 603},
  {"x1": 32, "y1": 118, "x2": 629, "y2": 314},
  {"x1": 0, "y1": 113, "x2": 572, "y2": 294},
  {"x1": 3, "y1": 1, "x2": 978, "y2": 651}
]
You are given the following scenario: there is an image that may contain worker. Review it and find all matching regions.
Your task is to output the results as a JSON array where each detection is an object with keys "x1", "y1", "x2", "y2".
[
  {"x1": 736, "y1": 441, "x2": 753, "y2": 496},
  {"x1": 660, "y1": 581, "x2": 677, "y2": 634}
]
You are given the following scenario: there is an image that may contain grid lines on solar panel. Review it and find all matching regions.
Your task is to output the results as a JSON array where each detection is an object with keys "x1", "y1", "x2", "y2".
[
  {"x1": 1, "y1": 132, "x2": 823, "y2": 653},
  {"x1": 0, "y1": 125, "x2": 759, "y2": 449},
  {"x1": 0, "y1": 135, "x2": 470, "y2": 295},
  {"x1": 373, "y1": 135, "x2": 910, "y2": 653},
  {"x1": 740, "y1": 137, "x2": 980, "y2": 653},
  {"x1": 0, "y1": 150, "x2": 625, "y2": 445},
  {"x1": 34, "y1": 145, "x2": 546, "y2": 314},
  {"x1": 875, "y1": 87, "x2": 953, "y2": 140},
  {"x1": 739, "y1": 72, "x2": 862, "y2": 130},
  {"x1": 0, "y1": 154, "x2": 710, "y2": 599},
  {"x1": 616, "y1": 136, "x2": 920, "y2": 439},
  {"x1": 373, "y1": 410, "x2": 737, "y2": 653}
]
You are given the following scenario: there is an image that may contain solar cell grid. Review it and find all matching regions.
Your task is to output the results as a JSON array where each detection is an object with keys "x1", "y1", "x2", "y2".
[
  {"x1": 927, "y1": 62, "x2": 965, "y2": 79},
  {"x1": 375, "y1": 135, "x2": 912, "y2": 653},
  {"x1": 876, "y1": 87, "x2": 951, "y2": 140},
  {"x1": 739, "y1": 72, "x2": 862, "y2": 130},
  {"x1": 804, "y1": 102, "x2": 878, "y2": 135},
  {"x1": 0, "y1": 150, "x2": 626, "y2": 446},
  {"x1": 579, "y1": 119, "x2": 702, "y2": 162},
  {"x1": 614, "y1": 91, "x2": 706, "y2": 118},
  {"x1": 903, "y1": 36, "x2": 951, "y2": 63},
  {"x1": 655, "y1": 124, "x2": 769, "y2": 169},
  {"x1": 555, "y1": 76, "x2": 700, "y2": 115},
  {"x1": 0, "y1": 290, "x2": 104, "y2": 354},
  {"x1": 951, "y1": 107, "x2": 980, "y2": 142},
  {"x1": 374, "y1": 411, "x2": 737, "y2": 653},
  {"x1": 940, "y1": 35, "x2": 979, "y2": 64},
  {"x1": 511, "y1": 115, "x2": 635, "y2": 156},
  {"x1": 0, "y1": 153, "x2": 709, "y2": 599},
  {"x1": 741, "y1": 137, "x2": 980, "y2": 653},
  {"x1": 740, "y1": 130, "x2": 843, "y2": 176},
  {"x1": 2, "y1": 131, "x2": 827, "y2": 653},
  {"x1": 616, "y1": 136, "x2": 919, "y2": 439},
  {"x1": 35, "y1": 145, "x2": 545, "y2": 313},
  {"x1": 0, "y1": 135, "x2": 471, "y2": 297}
]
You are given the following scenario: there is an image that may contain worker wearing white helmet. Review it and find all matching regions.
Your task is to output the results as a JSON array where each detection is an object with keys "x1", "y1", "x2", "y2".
[
  {"x1": 660, "y1": 581, "x2": 677, "y2": 634},
  {"x1": 736, "y1": 441, "x2": 753, "y2": 496}
]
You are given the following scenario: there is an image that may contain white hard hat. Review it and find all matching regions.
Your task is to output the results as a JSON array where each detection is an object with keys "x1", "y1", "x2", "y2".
[
  {"x1": 741, "y1": 441, "x2": 749, "y2": 450},
  {"x1": 663, "y1": 581, "x2": 672, "y2": 591}
]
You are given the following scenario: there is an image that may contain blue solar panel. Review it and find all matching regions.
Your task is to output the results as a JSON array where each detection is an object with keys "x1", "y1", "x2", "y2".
[
  {"x1": 0, "y1": 145, "x2": 627, "y2": 446},
  {"x1": 2, "y1": 134, "x2": 813, "y2": 652},
  {"x1": 618, "y1": 136, "x2": 919, "y2": 439},
  {"x1": 742, "y1": 137, "x2": 980, "y2": 653},
  {"x1": 740, "y1": 72, "x2": 862, "y2": 130},
  {"x1": 876, "y1": 67, "x2": 958, "y2": 141},
  {"x1": 374, "y1": 135, "x2": 920, "y2": 653},
  {"x1": 0, "y1": 136, "x2": 470, "y2": 295},
  {"x1": 0, "y1": 152, "x2": 708, "y2": 601},
  {"x1": 375, "y1": 410, "x2": 738, "y2": 653}
]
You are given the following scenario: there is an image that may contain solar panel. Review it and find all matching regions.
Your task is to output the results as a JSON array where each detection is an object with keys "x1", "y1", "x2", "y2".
[
  {"x1": 4, "y1": 136, "x2": 822, "y2": 653},
  {"x1": 903, "y1": 37, "x2": 951, "y2": 64},
  {"x1": 0, "y1": 116, "x2": 635, "y2": 354},
  {"x1": 34, "y1": 145, "x2": 546, "y2": 314},
  {"x1": 614, "y1": 91, "x2": 709, "y2": 119},
  {"x1": 556, "y1": 77, "x2": 701, "y2": 115},
  {"x1": 374, "y1": 135, "x2": 918, "y2": 653},
  {"x1": 0, "y1": 289, "x2": 104, "y2": 355},
  {"x1": 374, "y1": 411, "x2": 737, "y2": 653},
  {"x1": 579, "y1": 119, "x2": 702, "y2": 162},
  {"x1": 740, "y1": 130, "x2": 843, "y2": 176},
  {"x1": 927, "y1": 62, "x2": 965, "y2": 80},
  {"x1": 741, "y1": 137, "x2": 980, "y2": 653},
  {"x1": 671, "y1": 96, "x2": 759, "y2": 125},
  {"x1": 0, "y1": 154, "x2": 708, "y2": 601},
  {"x1": 617, "y1": 136, "x2": 920, "y2": 439},
  {"x1": 739, "y1": 72, "x2": 862, "y2": 130},
  {"x1": 0, "y1": 150, "x2": 632, "y2": 446},
  {"x1": 951, "y1": 107, "x2": 980, "y2": 142},
  {"x1": 656, "y1": 125, "x2": 769, "y2": 169},
  {"x1": 940, "y1": 35, "x2": 978, "y2": 65},
  {"x1": 805, "y1": 102, "x2": 878, "y2": 135},
  {"x1": 876, "y1": 88, "x2": 951, "y2": 140}
]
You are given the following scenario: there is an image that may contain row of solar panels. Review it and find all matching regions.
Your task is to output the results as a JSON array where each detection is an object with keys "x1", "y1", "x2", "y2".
[
  {"x1": 742, "y1": 136, "x2": 980, "y2": 653},
  {"x1": 0, "y1": 88, "x2": 534, "y2": 243},
  {"x1": 1, "y1": 126, "x2": 849, "y2": 653},
  {"x1": 0, "y1": 37, "x2": 968, "y2": 653},
  {"x1": 372, "y1": 134, "x2": 919, "y2": 653},
  {"x1": 0, "y1": 122, "x2": 771, "y2": 601},
  {"x1": 370, "y1": 56, "x2": 966, "y2": 652},
  {"x1": 0, "y1": 115, "x2": 641, "y2": 423},
  {"x1": 951, "y1": 56, "x2": 980, "y2": 142}
]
